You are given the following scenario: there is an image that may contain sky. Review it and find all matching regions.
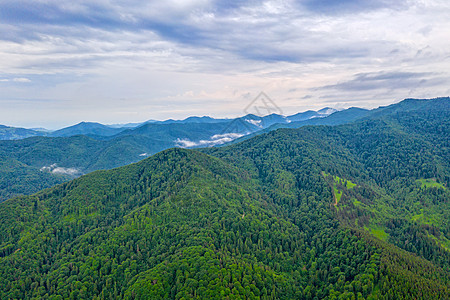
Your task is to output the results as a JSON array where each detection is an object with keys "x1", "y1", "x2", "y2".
[{"x1": 1, "y1": 0, "x2": 449, "y2": 129}]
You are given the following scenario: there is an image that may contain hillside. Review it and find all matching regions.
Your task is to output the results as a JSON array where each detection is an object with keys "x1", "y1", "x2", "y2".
[
  {"x1": 0, "y1": 158, "x2": 71, "y2": 201},
  {"x1": 0, "y1": 98, "x2": 447, "y2": 204},
  {"x1": 0, "y1": 125, "x2": 45, "y2": 140},
  {"x1": 0, "y1": 113, "x2": 280, "y2": 202},
  {"x1": 0, "y1": 100, "x2": 449, "y2": 299}
]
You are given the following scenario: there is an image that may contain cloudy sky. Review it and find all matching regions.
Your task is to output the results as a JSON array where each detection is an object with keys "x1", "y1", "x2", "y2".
[{"x1": 1, "y1": 0, "x2": 449, "y2": 129}]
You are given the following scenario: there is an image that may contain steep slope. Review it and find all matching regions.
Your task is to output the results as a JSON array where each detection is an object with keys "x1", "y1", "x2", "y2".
[
  {"x1": 0, "y1": 149, "x2": 445, "y2": 299},
  {"x1": 206, "y1": 103, "x2": 450, "y2": 271},
  {"x1": 0, "y1": 149, "x2": 323, "y2": 298}
]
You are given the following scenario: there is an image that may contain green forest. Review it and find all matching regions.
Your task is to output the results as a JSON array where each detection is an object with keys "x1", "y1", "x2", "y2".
[{"x1": 0, "y1": 98, "x2": 449, "y2": 299}]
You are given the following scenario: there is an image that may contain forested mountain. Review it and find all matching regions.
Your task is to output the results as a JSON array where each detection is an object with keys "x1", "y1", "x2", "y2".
[
  {"x1": 0, "y1": 106, "x2": 337, "y2": 141},
  {"x1": 0, "y1": 106, "x2": 334, "y2": 202},
  {"x1": 0, "y1": 98, "x2": 447, "y2": 204},
  {"x1": 0, "y1": 97, "x2": 449, "y2": 299},
  {"x1": 152, "y1": 116, "x2": 230, "y2": 124},
  {"x1": 287, "y1": 107, "x2": 337, "y2": 122},
  {"x1": 48, "y1": 122, "x2": 128, "y2": 138},
  {"x1": 0, "y1": 120, "x2": 254, "y2": 202},
  {"x1": 112, "y1": 120, "x2": 259, "y2": 142},
  {"x1": 0, "y1": 159, "x2": 72, "y2": 202},
  {"x1": 0, "y1": 125, "x2": 46, "y2": 140}
]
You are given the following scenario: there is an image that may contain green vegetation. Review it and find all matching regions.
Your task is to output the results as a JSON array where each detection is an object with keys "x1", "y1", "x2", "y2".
[
  {"x1": 366, "y1": 226, "x2": 389, "y2": 241},
  {"x1": 1, "y1": 97, "x2": 448, "y2": 203},
  {"x1": 0, "y1": 125, "x2": 44, "y2": 140},
  {"x1": 0, "y1": 158, "x2": 70, "y2": 201},
  {"x1": 417, "y1": 178, "x2": 446, "y2": 189},
  {"x1": 0, "y1": 121, "x2": 260, "y2": 202},
  {"x1": 322, "y1": 172, "x2": 357, "y2": 207},
  {"x1": 0, "y1": 97, "x2": 449, "y2": 298}
]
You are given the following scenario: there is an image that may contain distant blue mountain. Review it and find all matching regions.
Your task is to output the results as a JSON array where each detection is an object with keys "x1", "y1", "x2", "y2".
[
  {"x1": 287, "y1": 107, "x2": 338, "y2": 122},
  {"x1": 49, "y1": 122, "x2": 127, "y2": 137},
  {"x1": 0, "y1": 125, "x2": 45, "y2": 140},
  {"x1": 0, "y1": 106, "x2": 340, "y2": 141},
  {"x1": 155, "y1": 116, "x2": 230, "y2": 124},
  {"x1": 285, "y1": 107, "x2": 370, "y2": 128},
  {"x1": 112, "y1": 118, "x2": 261, "y2": 145}
]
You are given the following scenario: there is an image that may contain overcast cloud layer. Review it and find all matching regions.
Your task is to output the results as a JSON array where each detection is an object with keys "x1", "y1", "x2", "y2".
[{"x1": 1, "y1": 0, "x2": 449, "y2": 128}]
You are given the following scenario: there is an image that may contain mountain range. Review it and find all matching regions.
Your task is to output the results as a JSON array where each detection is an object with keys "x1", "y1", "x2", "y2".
[
  {"x1": 0, "y1": 97, "x2": 448, "y2": 299},
  {"x1": 0, "y1": 108, "x2": 338, "y2": 141},
  {"x1": 0, "y1": 98, "x2": 448, "y2": 202},
  {"x1": 0, "y1": 106, "x2": 339, "y2": 202}
]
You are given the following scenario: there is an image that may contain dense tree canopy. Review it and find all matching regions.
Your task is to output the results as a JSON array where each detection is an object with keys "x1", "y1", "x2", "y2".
[{"x1": 0, "y1": 98, "x2": 449, "y2": 299}]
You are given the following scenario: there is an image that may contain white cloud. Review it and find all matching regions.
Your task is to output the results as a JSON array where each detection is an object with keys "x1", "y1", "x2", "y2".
[
  {"x1": 175, "y1": 132, "x2": 244, "y2": 148},
  {"x1": 40, "y1": 163, "x2": 81, "y2": 176},
  {"x1": 245, "y1": 119, "x2": 262, "y2": 127},
  {"x1": 12, "y1": 77, "x2": 31, "y2": 82},
  {"x1": 0, "y1": 77, "x2": 31, "y2": 82},
  {"x1": 51, "y1": 167, "x2": 80, "y2": 176}
]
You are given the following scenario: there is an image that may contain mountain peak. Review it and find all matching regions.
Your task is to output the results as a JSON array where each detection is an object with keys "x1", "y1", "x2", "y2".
[{"x1": 317, "y1": 107, "x2": 338, "y2": 115}]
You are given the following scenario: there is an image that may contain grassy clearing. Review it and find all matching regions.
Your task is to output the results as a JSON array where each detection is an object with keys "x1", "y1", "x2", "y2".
[
  {"x1": 322, "y1": 172, "x2": 357, "y2": 207},
  {"x1": 345, "y1": 180, "x2": 356, "y2": 189},
  {"x1": 365, "y1": 225, "x2": 389, "y2": 241},
  {"x1": 411, "y1": 213, "x2": 424, "y2": 222},
  {"x1": 371, "y1": 228, "x2": 389, "y2": 241},
  {"x1": 353, "y1": 199, "x2": 362, "y2": 206},
  {"x1": 427, "y1": 234, "x2": 450, "y2": 252},
  {"x1": 334, "y1": 187, "x2": 342, "y2": 204},
  {"x1": 332, "y1": 174, "x2": 357, "y2": 189},
  {"x1": 411, "y1": 210, "x2": 440, "y2": 226},
  {"x1": 416, "y1": 178, "x2": 446, "y2": 189}
]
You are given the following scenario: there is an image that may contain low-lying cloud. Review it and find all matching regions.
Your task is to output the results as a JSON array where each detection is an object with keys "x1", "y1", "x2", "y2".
[
  {"x1": 175, "y1": 133, "x2": 244, "y2": 148},
  {"x1": 40, "y1": 163, "x2": 81, "y2": 176},
  {"x1": 245, "y1": 119, "x2": 262, "y2": 127}
]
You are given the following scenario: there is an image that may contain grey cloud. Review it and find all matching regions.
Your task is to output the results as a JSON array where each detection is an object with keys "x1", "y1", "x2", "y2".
[
  {"x1": 319, "y1": 71, "x2": 446, "y2": 92},
  {"x1": 0, "y1": 0, "x2": 399, "y2": 66},
  {"x1": 300, "y1": 0, "x2": 409, "y2": 14},
  {"x1": 0, "y1": 1, "x2": 123, "y2": 28}
]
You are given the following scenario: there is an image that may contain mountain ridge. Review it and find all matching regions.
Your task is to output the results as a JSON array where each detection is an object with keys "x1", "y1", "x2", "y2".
[
  {"x1": 0, "y1": 106, "x2": 338, "y2": 141},
  {"x1": 0, "y1": 97, "x2": 447, "y2": 203},
  {"x1": 0, "y1": 104, "x2": 449, "y2": 298}
]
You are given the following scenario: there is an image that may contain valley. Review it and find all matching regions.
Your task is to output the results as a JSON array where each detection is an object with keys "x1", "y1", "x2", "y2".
[{"x1": 0, "y1": 97, "x2": 448, "y2": 299}]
